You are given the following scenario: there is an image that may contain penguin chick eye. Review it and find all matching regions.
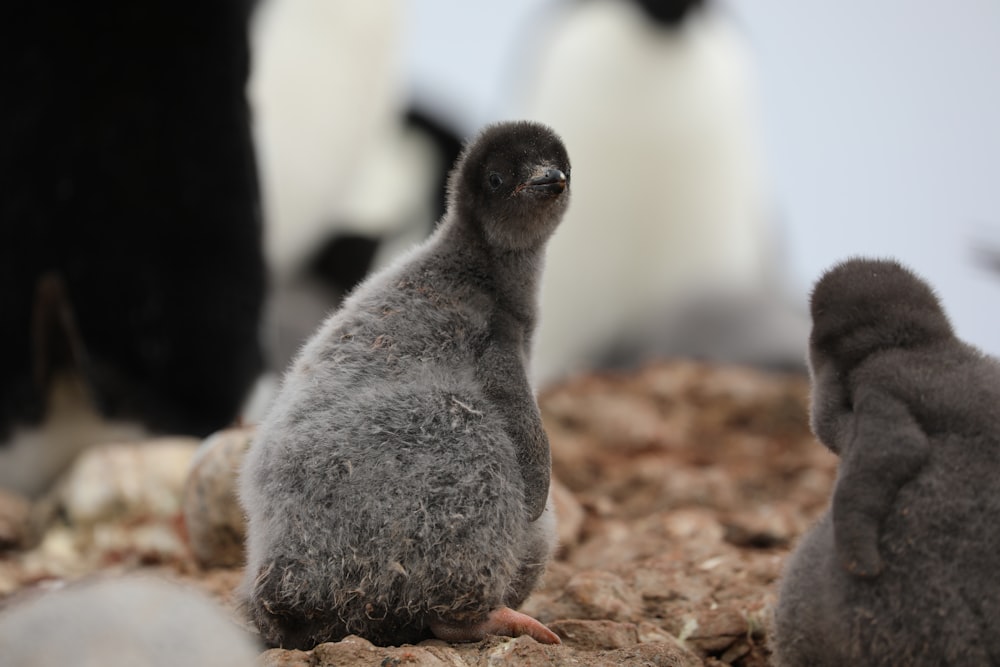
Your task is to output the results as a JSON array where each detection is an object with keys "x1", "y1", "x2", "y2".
[{"x1": 488, "y1": 172, "x2": 504, "y2": 190}]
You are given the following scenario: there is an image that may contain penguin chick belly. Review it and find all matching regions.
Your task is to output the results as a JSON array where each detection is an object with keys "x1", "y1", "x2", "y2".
[{"x1": 245, "y1": 383, "x2": 534, "y2": 647}]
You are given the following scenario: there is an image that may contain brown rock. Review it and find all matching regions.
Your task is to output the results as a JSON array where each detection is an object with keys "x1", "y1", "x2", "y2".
[
  {"x1": 683, "y1": 607, "x2": 749, "y2": 654},
  {"x1": 720, "y1": 504, "x2": 798, "y2": 549},
  {"x1": 474, "y1": 634, "x2": 565, "y2": 664},
  {"x1": 182, "y1": 427, "x2": 254, "y2": 567},
  {"x1": 537, "y1": 560, "x2": 575, "y2": 590},
  {"x1": 549, "y1": 619, "x2": 639, "y2": 649},
  {"x1": 718, "y1": 638, "x2": 752, "y2": 663},
  {"x1": 257, "y1": 648, "x2": 310, "y2": 667},
  {"x1": 310, "y1": 635, "x2": 459, "y2": 666},
  {"x1": 560, "y1": 570, "x2": 642, "y2": 622},
  {"x1": 0, "y1": 489, "x2": 30, "y2": 550},
  {"x1": 310, "y1": 636, "x2": 380, "y2": 664},
  {"x1": 631, "y1": 562, "x2": 706, "y2": 609},
  {"x1": 659, "y1": 509, "x2": 726, "y2": 544},
  {"x1": 600, "y1": 641, "x2": 704, "y2": 667},
  {"x1": 550, "y1": 476, "x2": 584, "y2": 554},
  {"x1": 570, "y1": 518, "x2": 650, "y2": 569}
]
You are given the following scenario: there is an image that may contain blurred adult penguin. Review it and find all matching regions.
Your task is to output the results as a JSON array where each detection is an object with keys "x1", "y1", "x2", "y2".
[
  {"x1": 511, "y1": 0, "x2": 807, "y2": 385},
  {"x1": 263, "y1": 103, "x2": 465, "y2": 371},
  {"x1": 249, "y1": 0, "x2": 404, "y2": 284},
  {"x1": 249, "y1": 0, "x2": 467, "y2": 373},
  {"x1": 0, "y1": 2, "x2": 266, "y2": 496}
]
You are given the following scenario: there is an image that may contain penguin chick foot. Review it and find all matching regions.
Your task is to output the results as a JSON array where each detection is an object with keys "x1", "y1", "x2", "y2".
[{"x1": 429, "y1": 606, "x2": 561, "y2": 645}]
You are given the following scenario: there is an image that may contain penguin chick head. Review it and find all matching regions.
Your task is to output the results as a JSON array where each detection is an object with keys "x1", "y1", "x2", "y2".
[
  {"x1": 447, "y1": 121, "x2": 571, "y2": 251},
  {"x1": 808, "y1": 257, "x2": 954, "y2": 374}
]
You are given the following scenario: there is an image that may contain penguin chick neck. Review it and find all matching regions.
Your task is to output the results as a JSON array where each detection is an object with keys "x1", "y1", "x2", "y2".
[
  {"x1": 439, "y1": 120, "x2": 571, "y2": 328},
  {"x1": 434, "y1": 215, "x2": 548, "y2": 332}
]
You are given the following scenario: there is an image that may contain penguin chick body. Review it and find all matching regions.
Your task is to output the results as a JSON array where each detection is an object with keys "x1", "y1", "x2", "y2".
[
  {"x1": 773, "y1": 258, "x2": 1000, "y2": 666},
  {"x1": 240, "y1": 121, "x2": 570, "y2": 649}
]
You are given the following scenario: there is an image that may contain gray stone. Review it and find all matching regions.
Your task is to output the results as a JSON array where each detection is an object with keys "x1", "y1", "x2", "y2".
[{"x1": 0, "y1": 575, "x2": 261, "y2": 667}]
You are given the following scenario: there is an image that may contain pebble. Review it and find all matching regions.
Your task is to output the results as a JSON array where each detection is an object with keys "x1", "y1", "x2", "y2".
[
  {"x1": 560, "y1": 570, "x2": 643, "y2": 622},
  {"x1": 682, "y1": 607, "x2": 748, "y2": 654},
  {"x1": 55, "y1": 439, "x2": 199, "y2": 526},
  {"x1": 10, "y1": 440, "x2": 199, "y2": 575},
  {"x1": 182, "y1": 427, "x2": 255, "y2": 567},
  {"x1": 549, "y1": 619, "x2": 639, "y2": 649},
  {"x1": 0, "y1": 489, "x2": 30, "y2": 550},
  {"x1": 258, "y1": 648, "x2": 311, "y2": 667},
  {"x1": 720, "y1": 505, "x2": 798, "y2": 549},
  {"x1": 550, "y1": 476, "x2": 584, "y2": 553},
  {"x1": 263, "y1": 635, "x2": 460, "y2": 667},
  {"x1": 597, "y1": 642, "x2": 703, "y2": 667}
]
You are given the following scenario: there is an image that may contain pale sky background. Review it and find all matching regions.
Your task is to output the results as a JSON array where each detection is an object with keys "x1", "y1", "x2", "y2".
[{"x1": 401, "y1": 0, "x2": 1000, "y2": 356}]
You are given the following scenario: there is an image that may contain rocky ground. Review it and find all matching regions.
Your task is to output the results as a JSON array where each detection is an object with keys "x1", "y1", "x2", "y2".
[{"x1": 0, "y1": 360, "x2": 837, "y2": 666}]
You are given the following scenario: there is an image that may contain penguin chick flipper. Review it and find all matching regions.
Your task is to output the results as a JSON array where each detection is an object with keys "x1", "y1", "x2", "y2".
[
  {"x1": 429, "y1": 607, "x2": 560, "y2": 645},
  {"x1": 832, "y1": 386, "x2": 930, "y2": 577},
  {"x1": 476, "y1": 322, "x2": 551, "y2": 521}
]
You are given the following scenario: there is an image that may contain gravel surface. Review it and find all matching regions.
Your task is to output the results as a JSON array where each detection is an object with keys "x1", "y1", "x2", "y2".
[{"x1": 0, "y1": 361, "x2": 837, "y2": 666}]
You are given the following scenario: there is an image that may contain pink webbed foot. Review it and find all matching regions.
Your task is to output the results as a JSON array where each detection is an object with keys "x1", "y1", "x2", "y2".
[{"x1": 429, "y1": 606, "x2": 561, "y2": 645}]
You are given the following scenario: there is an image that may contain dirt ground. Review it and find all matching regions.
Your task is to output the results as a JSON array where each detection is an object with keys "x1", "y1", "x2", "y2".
[{"x1": 0, "y1": 360, "x2": 837, "y2": 666}]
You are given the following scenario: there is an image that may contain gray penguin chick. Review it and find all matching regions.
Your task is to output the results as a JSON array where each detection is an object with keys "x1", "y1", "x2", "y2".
[
  {"x1": 773, "y1": 258, "x2": 1000, "y2": 666},
  {"x1": 239, "y1": 121, "x2": 570, "y2": 649}
]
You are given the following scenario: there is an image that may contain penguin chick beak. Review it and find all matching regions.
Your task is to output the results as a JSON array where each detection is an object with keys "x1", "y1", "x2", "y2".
[{"x1": 517, "y1": 168, "x2": 568, "y2": 196}]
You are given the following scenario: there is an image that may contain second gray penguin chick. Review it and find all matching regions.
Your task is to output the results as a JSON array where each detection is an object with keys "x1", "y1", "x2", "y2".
[
  {"x1": 773, "y1": 257, "x2": 1000, "y2": 666},
  {"x1": 239, "y1": 121, "x2": 571, "y2": 649}
]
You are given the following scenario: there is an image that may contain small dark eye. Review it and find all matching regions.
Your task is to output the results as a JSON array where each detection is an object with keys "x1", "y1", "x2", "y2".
[{"x1": 488, "y1": 172, "x2": 503, "y2": 190}]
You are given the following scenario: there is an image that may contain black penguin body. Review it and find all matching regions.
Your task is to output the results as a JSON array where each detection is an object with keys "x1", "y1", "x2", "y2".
[
  {"x1": 0, "y1": 2, "x2": 265, "y2": 495},
  {"x1": 773, "y1": 258, "x2": 1000, "y2": 666},
  {"x1": 240, "y1": 121, "x2": 569, "y2": 648}
]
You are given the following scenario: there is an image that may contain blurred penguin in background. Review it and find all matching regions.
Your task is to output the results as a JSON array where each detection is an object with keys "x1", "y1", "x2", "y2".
[
  {"x1": 510, "y1": 0, "x2": 808, "y2": 385},
  {"x1": 261, "y1": 104, "x2": 466, "y2": 373},
  {"x1": 251, "y1": 0, "x2": 465, "y2": 372},
  {"x1": 0, "y1": 2, "x2": 266, "y2": 497},
  {"x1": 250, "y1": 0, "x2": 402, "y2": 284}
]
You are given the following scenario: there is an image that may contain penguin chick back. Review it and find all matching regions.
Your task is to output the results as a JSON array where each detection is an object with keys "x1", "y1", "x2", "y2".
[
  {"x1": 245, "y1": 382, "x2": 530, "y2": 647},
  {"x1": 240, "y1": 121, "x2": 570, "y2": 648},
  {"x1": 774, "y1": 257, "x2": 1000, "y2": 666}
]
